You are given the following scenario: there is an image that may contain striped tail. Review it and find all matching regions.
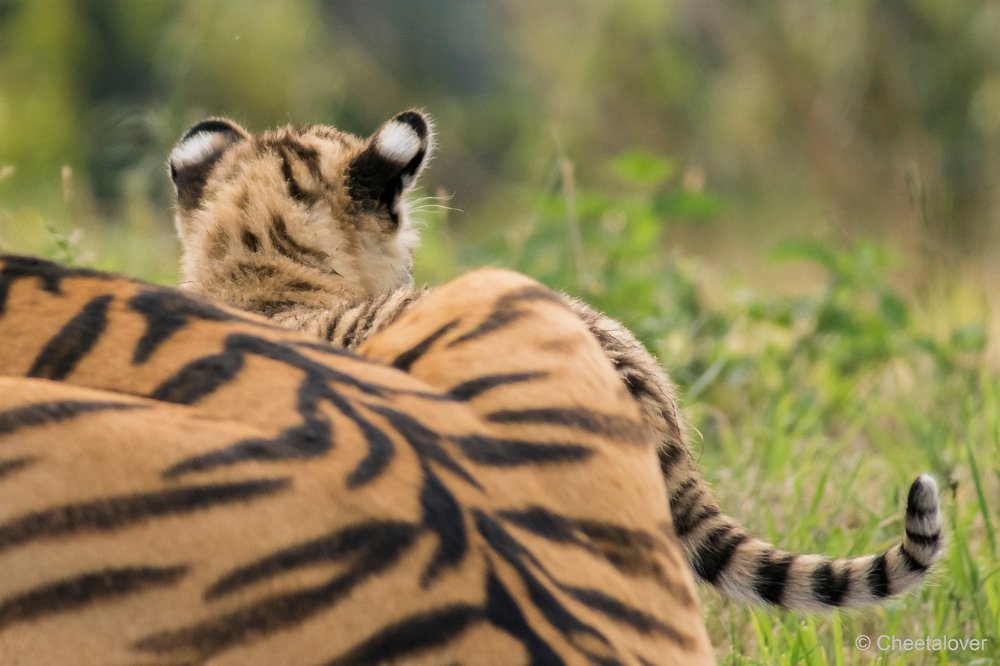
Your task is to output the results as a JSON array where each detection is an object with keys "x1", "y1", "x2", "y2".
[
  {"x1": 562, "y1": 295, "x2": 945, "y2": 611},
  {"x1": 669, "y1": 468, "x2": 944, "y2": 610}
]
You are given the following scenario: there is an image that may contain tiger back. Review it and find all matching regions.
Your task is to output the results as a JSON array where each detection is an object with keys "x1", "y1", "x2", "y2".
[{"x1": 0, "y1": 255, "x2": 714, "y2": 664}]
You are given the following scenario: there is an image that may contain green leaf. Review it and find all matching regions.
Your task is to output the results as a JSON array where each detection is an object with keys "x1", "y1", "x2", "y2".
[
  {"x1": 610, "y1": 150, "x2": 676, "y2": 186},
  {"x1": 771, "y1": 238, "x2": 839, "y2": 273},
  {"x1": 950, "y1": 323, "x2": 987, "y2": 353},
  {"x1": 654, "y1": 190, "x2": 725, "y2": 220},
  {"x1": 878, "y1": 291, "x2": 909, "y2": 328}
]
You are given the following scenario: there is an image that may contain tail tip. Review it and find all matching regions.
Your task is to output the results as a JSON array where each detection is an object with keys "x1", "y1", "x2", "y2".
[
  {"x1": 904, "y1": 473, "x2": 945, "y2": 563},
  {"x1": 908, "y1": 473, "x2": 940, "y2": 512}
]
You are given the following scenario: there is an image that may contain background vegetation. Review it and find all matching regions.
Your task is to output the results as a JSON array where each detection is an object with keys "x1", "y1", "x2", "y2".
[{"x1": 1, "y1": 1, "x2": 997, "y2": 663}]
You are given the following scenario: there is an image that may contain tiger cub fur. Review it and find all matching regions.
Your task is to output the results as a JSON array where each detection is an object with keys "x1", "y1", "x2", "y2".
[
  {"x1": 170, "y1": 110, "x2": 945, "y2": 611},
  {"x1": 0, "y1": 255, "x2": 714, "y2": 664}
]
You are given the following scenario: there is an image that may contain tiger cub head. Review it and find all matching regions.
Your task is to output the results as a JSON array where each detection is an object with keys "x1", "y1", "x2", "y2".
[{"x1": 169, "y1": 111, "x2": 433, "y2": 316}]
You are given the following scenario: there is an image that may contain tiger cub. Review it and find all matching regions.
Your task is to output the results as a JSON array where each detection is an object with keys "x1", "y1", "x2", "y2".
[{"x1": 170, "y1": 110, "x2": 944, "y2": 611}]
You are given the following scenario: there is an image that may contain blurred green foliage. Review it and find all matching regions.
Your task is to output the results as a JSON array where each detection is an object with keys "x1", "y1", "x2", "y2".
[{"x1": 1, "y1": 0, "x2": 999, "y2": 267}]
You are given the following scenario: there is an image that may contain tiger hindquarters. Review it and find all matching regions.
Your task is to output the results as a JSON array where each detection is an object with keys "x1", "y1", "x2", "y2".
[{"x1": 0, "y1": 256, "x2": 715, "y2": 665}]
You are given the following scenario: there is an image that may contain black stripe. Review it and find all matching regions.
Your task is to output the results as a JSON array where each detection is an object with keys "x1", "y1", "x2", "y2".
[
  {"x1": 268, "y1": 214, "x2": 327, "y2": 266},
  {"x1": 905, "y1": 478, "x2": 935, "y2": 518},
  {"x1": 474, "y1": 511, "x2": 616, "y2": 662},
  {"x1": 499, "y1": 507, "x2": 656, "y2": 552},
  {"x1": 898, "y1": 544, "x2": 929, "y2": 572},
  {"x1": 673, "y1": 505, "x2": 720, "y2": 537},
  {"x1": 751, "y1": 552, "x2": 794, "y2": 605},
  {"x1": 383, "y1": 292, "x2": 421, "y2": 324},
  {"x1": 390, "y1": 320, "x2": 459, "y2": 372},
  {"x1": 497, "y1": 506, "x2": 693, "y2": 606},
  {"x1": 0, "y1": 255, "x2": 110, "y2": 316},
  {"x1": 486, "y1": 408, "x2": 648, "y2": 445},
  {"x1": 418, "y1": 468, "x2": 468, "y2": 585},
  {"x1": 364, "y1": 403, "x2": 479, "y2": 488},
  {"x1": 562, "y1": 585, "x2": 692, "y2": 643},
  {"x1": 446, "y1": 286, "x2": 563, "y2": 348},
  {"x1": 150, "y1": 351, "x2": 246, "y2": 404},
  {"x1": 866, "y1": 553, "x2": 891, "y2": 598},
  {"x1": 510, "y1": 508, "x2": 694, "y2": 607},
  {"x1": 341, "y1": 396, "x2": 396, "y2": 488},
  {"x1": 27, "y1": 294, "x2": 112, "y2": 380},
  {"x1": 446, "y1": 307, "x2": 525, "y2": 348},
  {"x1": 338, "y1": 303, "x2": 370, "y2": 349},
  {"x1": 346, "y1": 146, "x2": 405, "y2": 221},
  {"x1": 669, "y1": 477, "x2": 698, "y2": 499},
  {"x1": 0, "y1": 400, "x2": 145, "y2": 437},
  {"x1": 621, "y1": 370, "x2": 657, "y2": 402},
  {"x1": 162, "y1": 373, "x2": 337, "y2": 476},
  {"x1": 272, "y1": 214, "x2": 327, "y2": 261},
  {"x1": 483, "y1": 570, "x2": 564, "y2": 664},
  {"x1": 181, "y1": 119, "x2": 240, "y2": 142},
  {"x1": 253, "y1": 299, "x2": 300, "y2": 316},
  {"x1": 325, "y1": 605, "x2": 482, "y2": 666},
  {"x1": 207, "y1": 521, "x2": 417, "y2": 599},
  {"x1": 323, "y1": 310, "x2": 344, "y2": 342},
  {"x1": 445, "y1": 371, "x2": 547, "y2": 401},
  {"x1": 241, "y1": 228, "x2": 261, "y2": 252},
  {"x1": 349, "y1": 295, "x2": 389, "y2": 347},
  {"x1": 905, "y1": 503, "x2": 934, "y2": 519},
  {"x1": 658, "y1": 441, "x2": 685, "y2": 473},
  {"x1": 905, "y1": 527, "x2": 941, "y2": 549},
  {"x1": 285, "y1": 140, "x2": 324, "y2": 181},
  {"x1": 393, "y1": 111, "x2": 428, "y2": 140},
  {"x1": 231, "y1": 262, "x2": 278, "y2": 280},
  {"x1": 0, "y1": 457, "x2": 35, "y2": 481},
  {"x1": 0, "y1": 257, "x2": 60, "y2": 316},
  {"x1": 279, "y1": 151, "x2": 311, "y2": 203},
  {"x1": 129, "y1": 289, "x2": 237, "y2": 365},
  {"x1": 135, "y1": 522, "x2": 416, "y2": 658},
  {"x1": 0, "y1": 478, "x2": 289, "y2": 553},
  {"x1": 690, "y1": 526, "x2": 750, "y2": 584},
  {"x1": 810, "y1": 561, "x2": 850, "y2": 606},
  {"x1": 669, "y1": 480, "x2": 713, "y2": 536},
  {"x1": 284, "y1": 279, "x2": 325, "y2": 292},
  {"x1": 163, "y1": 420, "x2": 332, "y2": 478},
  {"x1": 0, "y1": 566, "x2": 188, "y2": 630},
  {"x1": 452, "y1": 435, "x2": 593, "y2": 466}
]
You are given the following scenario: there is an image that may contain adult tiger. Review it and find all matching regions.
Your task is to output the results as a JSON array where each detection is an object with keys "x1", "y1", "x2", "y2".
[{"x1": 0, "y1": 255, "x2": 714, "y2": 664}]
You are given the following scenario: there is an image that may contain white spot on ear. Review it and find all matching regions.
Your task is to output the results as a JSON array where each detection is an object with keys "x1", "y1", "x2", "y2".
[
  {"x1": 374, "y1": 121, "x2": 423, "y2": 164},
  {"x1": 170, "y1": 132, "x2": 233, "y2": 170}
]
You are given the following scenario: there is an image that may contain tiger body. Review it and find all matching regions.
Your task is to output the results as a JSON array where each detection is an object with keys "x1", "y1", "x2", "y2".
[
  {"x1": 170, "y1": 110, "x2": 944, "y2": 613},
  {"x1": 0, "y1": 255, "x2": 714, "y2": 664}
]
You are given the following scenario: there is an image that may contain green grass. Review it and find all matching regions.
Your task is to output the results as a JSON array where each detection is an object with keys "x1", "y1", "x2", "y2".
[{"x1": 1, "y1": 151, "x2": 997, "y2": 665}]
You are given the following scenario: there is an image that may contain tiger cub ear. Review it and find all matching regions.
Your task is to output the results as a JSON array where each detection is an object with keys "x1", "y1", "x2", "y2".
[
  {"x1": 347, "y1": 110, "x2": 434, "y2": 224},
  {"x1": 169, "y1": 118, "x2": 249, "y2": 210}
]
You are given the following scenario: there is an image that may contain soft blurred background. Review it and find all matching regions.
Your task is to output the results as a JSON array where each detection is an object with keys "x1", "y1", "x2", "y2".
[{"x1": 1, "y1": 2, "x2": 997, "y2": 663}]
